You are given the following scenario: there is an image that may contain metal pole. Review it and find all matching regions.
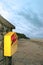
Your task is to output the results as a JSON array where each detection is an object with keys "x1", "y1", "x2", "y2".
[{"x1": 8, "y1": 56, "x2": 12, "y2": 65}]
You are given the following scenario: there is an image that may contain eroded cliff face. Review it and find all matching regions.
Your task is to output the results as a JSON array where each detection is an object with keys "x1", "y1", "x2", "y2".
[
  {"x1": 0, "y1": 23, "x2": 3, "y2": 48},
  {"x1": 0, "y1": 22, "x2": 13, "y2": 47}
]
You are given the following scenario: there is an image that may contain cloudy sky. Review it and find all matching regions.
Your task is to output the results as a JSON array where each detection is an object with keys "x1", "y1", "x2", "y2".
[{"x1": 0, "y1": 0, "x2": 43, "y2": 38}]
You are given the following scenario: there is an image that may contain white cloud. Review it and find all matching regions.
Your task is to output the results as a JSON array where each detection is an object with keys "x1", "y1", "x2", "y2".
[{"x1": 0, "y1": 2, "x2": 13, "y2": 21}]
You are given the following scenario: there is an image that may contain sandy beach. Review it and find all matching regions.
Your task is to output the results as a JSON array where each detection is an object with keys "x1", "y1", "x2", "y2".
[{"x1": 12, "y1": 39, "x2": 43, "y2": 65}]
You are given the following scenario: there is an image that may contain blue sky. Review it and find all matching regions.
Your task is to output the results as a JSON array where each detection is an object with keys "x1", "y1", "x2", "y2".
[{"x1": 0, "y1": 0, "x2": 43, "y2": 38}]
